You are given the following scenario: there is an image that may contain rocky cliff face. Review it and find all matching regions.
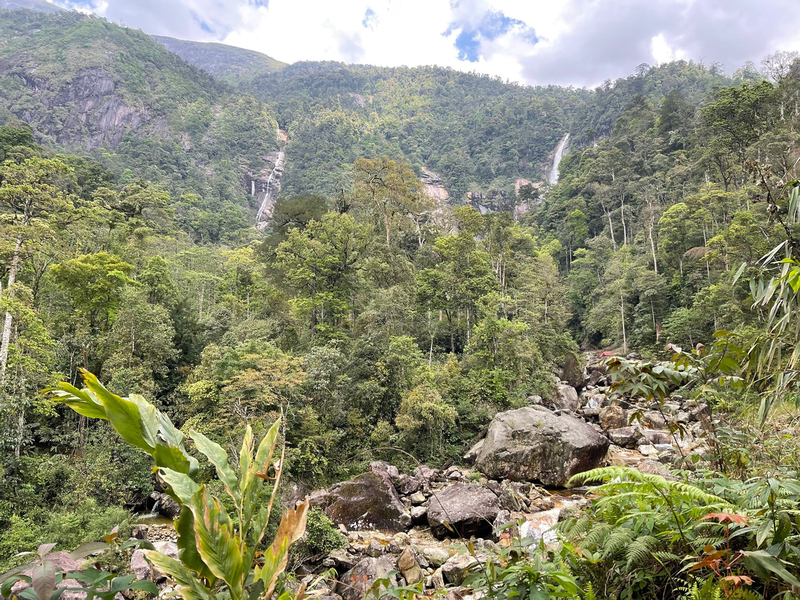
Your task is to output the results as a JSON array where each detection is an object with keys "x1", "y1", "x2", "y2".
[{"x1": 0, "y1": 60, "x2": 147, "y2": 149}]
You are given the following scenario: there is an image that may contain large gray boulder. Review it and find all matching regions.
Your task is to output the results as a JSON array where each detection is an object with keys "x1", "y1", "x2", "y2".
[
  {"x1": 427, "y1": 482, "x2": 500, "y2": 539},
  {"x1": 338, "y1": 557, "x2": 397, "y2": 600},
  {"x1": 475, "y1": 406, "x2": 610, "y2": 487},
  {"x1": 310, "y1": 469, "x2": 411, "y2": 533},
  {"x1": 550, "y1": 384, "x2": 579, "y2": 412}
]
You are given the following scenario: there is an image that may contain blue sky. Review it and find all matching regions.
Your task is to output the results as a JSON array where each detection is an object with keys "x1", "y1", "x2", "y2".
[{"x1": 49, "y1": 0, "x2": 800, "y2": 87}]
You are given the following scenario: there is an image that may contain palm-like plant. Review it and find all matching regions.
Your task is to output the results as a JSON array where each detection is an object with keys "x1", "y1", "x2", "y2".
[{"x1": 50, "y1": 369, "x2": 309, "y2": 600}]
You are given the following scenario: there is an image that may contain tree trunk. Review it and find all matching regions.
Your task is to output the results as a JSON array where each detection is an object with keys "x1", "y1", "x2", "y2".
[{"x1": 0, "y1": 235, "x2": 23, "y2": 383}]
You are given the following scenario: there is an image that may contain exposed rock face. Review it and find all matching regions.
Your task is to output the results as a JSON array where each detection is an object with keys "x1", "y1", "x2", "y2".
[
  {"x1": 150, "y1": 491, "x2": 181, "y2": 519},
  {"x1": 550, "y1": 384, "x2": 579, "y2": 412},
  {"x1": 475, "y1": 406, "x2": 610, "y2": 487},
  {"x1": 427, "y1": 482, "x2": 500, "y2": 539},
  {"x1": 338, "y1": 557, "x2": 397, "y2": 600},
  {"x1": 0, "y1": 61, "x2": 147, "y2": 150},
  {"x1": 311, "y1": 470, "x2": 411, "y2": 533}
]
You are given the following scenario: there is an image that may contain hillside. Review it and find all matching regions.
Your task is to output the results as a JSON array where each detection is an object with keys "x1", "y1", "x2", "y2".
[
  {"x1": 3, "y1": 4, "x2": 800, "y2": 598},
  {"x1": 245, "y1": 61, "x2": 733, "y2": 202},
  {"x1": 151, "y1": 35, "x2": 286, "y2": 85}
]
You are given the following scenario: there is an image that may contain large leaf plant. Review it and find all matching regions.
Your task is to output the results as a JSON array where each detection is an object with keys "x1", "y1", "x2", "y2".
[{"x1": 49, "y1": 369, "x2": 309, "y2": 600}]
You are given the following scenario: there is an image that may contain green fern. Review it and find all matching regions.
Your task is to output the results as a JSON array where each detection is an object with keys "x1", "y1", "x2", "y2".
[{"x1": 626, "y1": 535, "x2": 659, "y2": 570}]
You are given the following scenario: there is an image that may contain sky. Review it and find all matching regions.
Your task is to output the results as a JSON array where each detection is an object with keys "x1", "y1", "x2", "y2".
[{"x1": 50, "y1": 0, "x2": 800, "y2": 87}]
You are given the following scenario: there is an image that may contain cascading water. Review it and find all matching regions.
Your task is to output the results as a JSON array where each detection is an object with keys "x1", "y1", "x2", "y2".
[
  {"x1": 548, "y1": 133, "x2": 570, "y2": 185},
  {"x1": 255, "y1": 126, "x2": 286, "y2": 226}
]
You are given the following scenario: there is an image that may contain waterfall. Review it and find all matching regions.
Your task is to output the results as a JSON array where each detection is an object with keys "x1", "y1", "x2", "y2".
[
  {"x1": 255, "y1": 150, "x2": 284, "y2": 222},
  {"x1": 548, "y1": 133, "x2": 570, "y2": 185}
]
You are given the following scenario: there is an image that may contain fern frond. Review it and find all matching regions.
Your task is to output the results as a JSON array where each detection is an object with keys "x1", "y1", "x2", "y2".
[
  {"x1": 625, "y1": 535, "x2": 660, "y2": 569},
  {"x1": 581, "y1": 523, "x2": 614, "y2": 549}
]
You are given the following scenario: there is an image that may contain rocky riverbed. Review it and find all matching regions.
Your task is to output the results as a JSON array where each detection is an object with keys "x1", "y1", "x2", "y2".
[{"x1": 125, "y1": 357, "x2": 712, "y2": 599}]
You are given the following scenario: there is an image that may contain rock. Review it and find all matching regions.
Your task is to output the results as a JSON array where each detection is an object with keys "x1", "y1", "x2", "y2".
[
  {"x1": 689, "y1": 404, "x2": 711, "y2": 421},
  {"x1": 130, "y1": 549, "x2": 150, "y2": 581},
  {"x1": 339, "y1": 557, "x2": 397, "y2": 600},
  {"x1": 430, "y1": 568, "x2": 445, "y2": 589},
  {"x1": 643, "y1": 430, "x2": 671, "y2": 445},
  {"x1": 328, "y1": 549, "x2": 359, "y2": 570},
  {"x1": 441, "y1": 552, "x2": 486, "y2": 585},
  {"x1": 463, "y1": 439, "x2": 484, "y2": 464},
  {"x1": 550, "y1": 384, "x2": 580, "y2": 412},
  {"x1": 446, "y1": 467, "x2": 463, "y2": 480},
  {"x1": 386, "y1": 540, "x2": 402, "y2": 554},
  {"x1": 585, "y1": 364, "x2": 607, "y2": 387},
  {"x1": 599, "y1": 404, "x2": 628, "y2": 430},
  {"x1": 131, "y1": 525, "x2": 149, "y2": 540},
  {"x1": 607, "y1": 426, "x2": 639, "y2": 448},
  {"x1": 519, "y1": 508, "x2": 561, "y2": 544},
  {"x1": 421, "y1": 547, "x2": 451, "y2": 567},
  {"x1": 397, "y1": 548, "x2": 423, "y2": 584},
  {"x1": 561, "y1": 353, "x2": 585, "y2": 389},
  {"x1": 475, "y1": 406, "x2": 610, "y2": 487},
  {"x1": 638, "y1": 444, "x2": 658, "y2": 457},
  {"x1": 366, "y1": 540, "x2": 384, "y2": 557},
  {"x1": 410, "y1": 505, "x2": 428, "y2": 524},
  {"x1": 427, "y1": 482, "x2": 501, "y2": 539},
  {"x1": 527, "y1": 395, "x2": 543, "y2": 405},
  {"x1": 410, "y1": 491, "x2": 426, "y2": 505},
  {"x1": 150, "y1": 491, "x2": 181, "y2": 519},
  {"x1": 311, "y1": 471, "x2": 411, "y2": 533},
  {"x1": 642, "y1": 411, "x2": 667, "y2": 429}
]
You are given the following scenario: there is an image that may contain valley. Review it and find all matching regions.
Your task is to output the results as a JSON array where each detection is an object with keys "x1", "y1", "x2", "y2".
[{"x1": 1, "y1": 2, "x2": 800, "y2": 599}]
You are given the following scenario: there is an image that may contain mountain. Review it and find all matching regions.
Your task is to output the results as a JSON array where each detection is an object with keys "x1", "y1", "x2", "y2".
[
  {"x1": 0, "y1": 8, "x2": 225, "y2": 150},
  {"x1": 0, "y1": 5, "x2": 735, "y2": 209},
  {"x1": 0, "y1": 0, "x2": 62, "y2": 13},
  {"x1": 151, "y1": 35, "x2": 286, "y2": 85}
]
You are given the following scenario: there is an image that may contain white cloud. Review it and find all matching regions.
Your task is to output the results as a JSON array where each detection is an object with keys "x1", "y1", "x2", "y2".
[
  {"x1": 651, "y1": 33, "x2": 686, "y2": 64},
  {"x1": 48, "y1": 0, "x2": 800, "y2": 86}
]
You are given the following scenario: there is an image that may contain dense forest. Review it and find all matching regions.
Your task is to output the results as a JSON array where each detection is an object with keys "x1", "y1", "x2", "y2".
[{"x1": 3, "y1": 4, "x2": 800, "y2": 600}]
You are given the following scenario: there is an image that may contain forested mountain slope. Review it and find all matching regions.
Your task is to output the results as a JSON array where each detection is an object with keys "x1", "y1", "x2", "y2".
[
  {"x1": 4, "y1": 6, "x2": 800, "y2": 595},
  {"x1": 151, "y1": 35, "x2": 286, "y2": 85}
]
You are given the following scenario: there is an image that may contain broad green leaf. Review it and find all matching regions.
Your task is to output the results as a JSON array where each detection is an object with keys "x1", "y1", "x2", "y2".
[
  {"x1": 743, "y1": 550, "x2": 800, "y2": 587},
  {"x1": 153, "y1": 443, "x2": 193, "y2": 475},
  {"x1": 80, "y1": 370, "x2": 153, "y2": 453},
  {"x1": 68, "y1": 542, "x2": 108, "y2": 560},
  {"x1": 159, "y1": 469, "x2": 201, "y2": 506},
  {"x1": 175, "y1": 508, "x2": 210, "y2": 578},
  {"x1": 190, "y1": 430, "x2": 240, "y2": 503},
  {"x1": 253, "y1": 537, "x2": 288, "y2": 600},
  {"x1": 130, "y1": 395, "x2": 159, "y2": 449},
  {"x1": 253, "y1": 419, "x2": 281, "y2": 474},
  {"x1": 190, "y1": 489, "x2": 246, "y2": 600},
  {"x1": 49, "y1": 383, "x2": 107, "y2": 420},
  {"x1": 145, "y1": 552, "x2": 216, "y2": 600},
  {"x1": 31, "y1": 560, "x2": 56, "y2": 600}
]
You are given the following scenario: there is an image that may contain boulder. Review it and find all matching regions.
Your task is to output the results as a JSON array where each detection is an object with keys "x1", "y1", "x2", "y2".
[
  {"x1": 311, "y1": 471, "x2": 411, "y2": 533},
  {"x1": 339, "y1": 557, "x2": 397, "y2": 600},
  {"x1": 397, "y1": 548, "x2": 423, "y2": 585},
  {"x1": 150, "y1": 491, "x2": 181, "y2": 519},
  {"x1": 599, "y1": 404, "x2": 628, "y2": 430},
  {"x1": 561, "y1": 353, "x2": 585, "y2": 389},
  {"x1": 463, "y1": 439, "x2": 484, "y2": 464},
  {"x1": 607, "y1": 426, "x2": 639, "y2": 448},
  {"x1": 642, "y1": 410, "x2": 667, "y2": 429},
  {"x1": 441, "y1": 552, "x2": 487, "y2": 585},
  {"x1": 475, "y1": 406, "x2": 610, "y2": 487},
  {"x1": 550, "y1": 384, "x2": 579, "y2": 412},
  {"x1": 427, "y1": 482, "x2": 501, "y2": 539},
  {"x1": 130, "y1": 549, "x2": 151, "y2": 581},
  {"x1": 421, "y1": 547, "x2": 451, "y2": 567}
]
